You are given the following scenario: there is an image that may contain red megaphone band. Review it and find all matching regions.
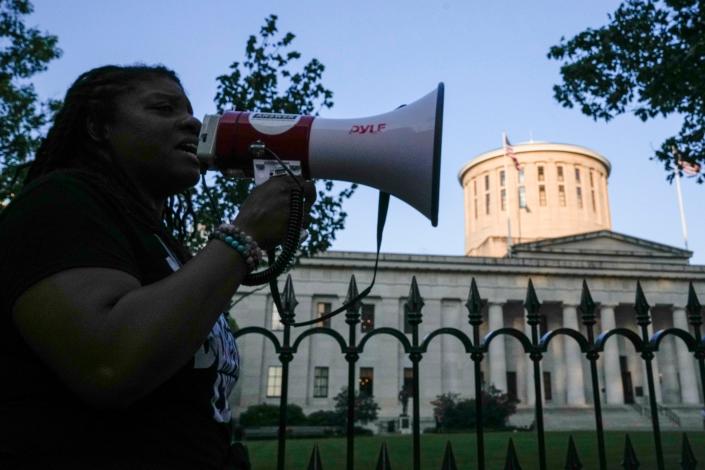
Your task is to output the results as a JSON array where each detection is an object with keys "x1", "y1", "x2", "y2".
[{"x1": 214, "y1": 111, "x2": 315, "y2": 177}]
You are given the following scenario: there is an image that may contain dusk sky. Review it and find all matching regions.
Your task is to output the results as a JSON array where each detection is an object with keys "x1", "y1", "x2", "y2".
[{"x1": 28, "y1": 0, "x2": 704, "y2": 264}]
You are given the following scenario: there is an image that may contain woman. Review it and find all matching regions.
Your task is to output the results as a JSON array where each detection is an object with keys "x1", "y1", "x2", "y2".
[{"x1": 0, "y1": 64, "x2": 314, "y2": 468}]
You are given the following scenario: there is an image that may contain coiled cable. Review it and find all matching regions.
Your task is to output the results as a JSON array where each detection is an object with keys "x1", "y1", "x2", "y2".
[{"x1": 242, "y1": 186, "x2": 303, "y2": 286}]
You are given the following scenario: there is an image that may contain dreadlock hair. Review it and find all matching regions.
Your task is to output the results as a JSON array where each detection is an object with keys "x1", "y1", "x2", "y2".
[{"x1": 25, "y1": 64, "x2": 197, "y2": 261}]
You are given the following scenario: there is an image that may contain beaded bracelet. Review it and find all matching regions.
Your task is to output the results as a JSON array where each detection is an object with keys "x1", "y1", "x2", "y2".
[{"x1": 210, "y1": 224, "x2": 264, "y2": 272}]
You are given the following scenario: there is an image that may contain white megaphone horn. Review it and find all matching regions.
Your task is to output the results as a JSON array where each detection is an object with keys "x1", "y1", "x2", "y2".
[{"x1": 197, "y1": 83, "x2": 443, "y2": 226}]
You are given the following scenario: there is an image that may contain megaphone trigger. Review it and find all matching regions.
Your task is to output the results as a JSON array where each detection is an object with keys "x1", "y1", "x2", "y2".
[{"x1": 253, "y1": 159, "x2": 303, "y2": 185}]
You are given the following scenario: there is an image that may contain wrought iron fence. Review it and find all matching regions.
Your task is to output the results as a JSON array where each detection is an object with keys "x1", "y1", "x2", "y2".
[{"x1": 233, "y1": 276, "x2": 704, "y2": 470}]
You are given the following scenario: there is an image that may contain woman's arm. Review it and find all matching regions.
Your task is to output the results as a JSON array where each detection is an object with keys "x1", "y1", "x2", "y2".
[{"x1": 12, "y1": 176, "x2": 314, "y2": 409}]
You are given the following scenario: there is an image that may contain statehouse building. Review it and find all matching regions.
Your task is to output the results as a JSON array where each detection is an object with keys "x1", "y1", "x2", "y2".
[{"x1": 229, "y1": 142, "x2": 705, "y2": 430}]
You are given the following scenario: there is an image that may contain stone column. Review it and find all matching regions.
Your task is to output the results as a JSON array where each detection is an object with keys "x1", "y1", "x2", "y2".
[
  {"x1": 488, "y1": 302, "x2": 507, "y2": 393},
  {"x1": 525, "y1": 320, "x2": 536, "y2": 405},
  {"x1": 657, "y1": 335, "x2": 680, "y2": 403},
  {"x1": 601, "y1": 305, "x2": 624, "y2": 404},
  {"x1": 563, "y1": 305, "x2": 586, "y2": 405},
  {"x1": 673, "y1": 307, "x2": 700, "y2": 404},
  {"x1": 552, "y1": 316, "x2": 567, "y2": 405}
]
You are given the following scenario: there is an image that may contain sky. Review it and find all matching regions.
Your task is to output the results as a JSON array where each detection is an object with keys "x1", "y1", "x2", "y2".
[{"x1": 27, "y1": 0, "x2": 704, "y2": 264}]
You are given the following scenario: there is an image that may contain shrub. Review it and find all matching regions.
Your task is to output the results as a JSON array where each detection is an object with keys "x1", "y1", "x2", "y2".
[
  {"x1": 430, "y1": 392, "x2": 459, "y2": 428},
  {"x1": 481, "y1": 386, "x2": 518, "y2": 428},
  {"x1": 239, "y1": 403, "x2": 307, "y2": 427},
  {"x1": 352, "y1": 426, "x2": 374, "y2": 436},
  {"x1": 333, "y1": 387, "x2": 380, "y2": 425},
  {"x1": 430, "y1": 386, "x2": 517, "y2": 431},
  {"x1": 306, "y1": 410, "x2": 342, "y2": 426}
]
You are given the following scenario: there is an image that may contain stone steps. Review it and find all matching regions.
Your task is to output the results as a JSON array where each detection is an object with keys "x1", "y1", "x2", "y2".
[{"x1": 508, "y1": 405, "x2": 704, "y2": 431}]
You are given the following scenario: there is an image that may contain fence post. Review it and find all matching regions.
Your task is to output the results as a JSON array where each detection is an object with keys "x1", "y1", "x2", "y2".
[
  {"x1": 680, "y1": 433, "x2": 697, "y2": 470},
  {"x1": 686, "y1": 283, "x2": 705, "y2": 401},
  {"x1": 376, "y1": 442, "x2": 392, "y2": 470},
  {"x1": 276, "y1": 275, "x2": 298, "y2": 470},
  {"x1": 441, "y1": 441, "x2": 458, "y2": 470},
  {"x1": 344, "y1": 275, "x2": 361, "y2": 470},
  {"x1": 466, "y1": 278, "x2": 486, "y2": 470},
  {"x1": 578, "y1": 280, "x2": 606, "y2": 470},
  {"x1": 564, "y1": 435, "x2": 583, "y2": 470},
  {"x1": 307, "y1": 444, "x2": 323, "y2": 470},
  {"x1": 622, "y1": 434, "x2": 640, "y2": 469},
  {"x1": 504, "y1": 438, "x2": 522, "y2": 470},
  {"x1": 525, "y1": 279, "x2": 547, "y2": 470},
  {"x1": 405, "y1": 276, "x2": 425, "y2": 470},
  {"x1": 634, "y1": 282, "x2": 664, "y2": 470}
]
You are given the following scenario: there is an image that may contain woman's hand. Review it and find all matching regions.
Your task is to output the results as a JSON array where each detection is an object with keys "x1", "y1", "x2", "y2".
[{"x1": 233, "y1": 176, "x2": 316, "y2": 250}]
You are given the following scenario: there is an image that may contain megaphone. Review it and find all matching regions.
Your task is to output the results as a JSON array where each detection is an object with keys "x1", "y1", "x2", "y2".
[{"x1": 197, "y1": 83, "x2": 444, "y2": 226}]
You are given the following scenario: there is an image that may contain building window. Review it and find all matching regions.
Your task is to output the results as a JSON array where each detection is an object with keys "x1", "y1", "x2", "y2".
[
  {"x1": 403, "y1": 304, "x2": 413, "y2": 334},
  {"x1": 314, "y1": 367, "x2": 329, "y2": 398},
  {"x1": 589, "y1": 170, "x2": 594, "y2": 187},
  {"x1": 485, "y1": 193, "x2": 490, "y2": 215},
  {"x1": 271, "y1": 304, "x2": 284, "y2": 331},
  {"x1": 474, "y1": 198, "x2": 478, "y2": 219},
  {"x1": 473, "y1": 179, "x2": 477, "y2": 196},
  {"x1": 539, "y1": 185, "x2": 546, "y2": 206},
  {"x1": 591, "y1": 190, "x2": 596, "y2": 211},
  {"x1": 359, "y1": 367, "x2": 374, "y2": 396},
  {"x1": 484, "y1": 174, "x2": 490, "y2": 191},
  {"x1": 518, "y1": 186, "x2": 526, "y2": 209},
  {"x1": 507, "y1": 371, "x2": 518, "y2": 402},
  {"x1": 557, "y1": 166, "x2": 564, "y2": 182},
  {"x1": 361, "y1": 304, "x2": 375, "y2": 332},
  {"x1": 500, "y1": 189, "x2": 506, "y2": 211},
  {"x1": 317, "y1": 302, "x2": 331, "y2": 327},
  {"x1": 267, "y1": 366, "x2": 283, "y2": 397},
  {"x1": 576, "y1": 187, "x2": 583, "y2": 209},
  {"x1": 558, "y1": 185, "x2": 566, "y2": 206},
  {"x1": 543, "y1": 371, "x2": 553, "y2": 401},
  {"x1": 518, "y1": 168, "x2": 525, "y2": 185},
  {"x1": 575, "y1": 167, "x2": 581, "y2": 183},
  {"x1": 499, "y1": 170, "x2": 506, "y2": 187},
  {"x1": 539, "y1": 315, "x2": 549, "y2": 336},
  {"x1": 538, "y1": 166, "x2": 545, "y2": 182}
]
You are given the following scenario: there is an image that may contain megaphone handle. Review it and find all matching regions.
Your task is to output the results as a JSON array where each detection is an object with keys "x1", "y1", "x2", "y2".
[
  {"x1": 241, "y1": 187, "x2": 304, "y2": 286},
  {"x1": 285, "y1": 192, "x2": 390, "y2": 328}
]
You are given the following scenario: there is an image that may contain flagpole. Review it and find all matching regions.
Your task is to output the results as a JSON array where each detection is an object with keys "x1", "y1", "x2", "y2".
[
  {"x1": 507, "y1": 216, "x2": 512, "y2": 255},
  {"x1": 517, "y1": 189, "x2": 522, "y2": 242},
  {"x1": 503, "y1": 131, "x2": 524, "y2": 254},
  {"x1": 503, "y1": 132, "x2": 513, "y2": 256},
  {"x1": 674, "y1": 163, "x2": 689, "y2": 250}
]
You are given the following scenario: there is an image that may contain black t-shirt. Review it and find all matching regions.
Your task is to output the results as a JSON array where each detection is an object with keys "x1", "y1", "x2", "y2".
[{"x1": 0, "y1": 171, "x2": 240, "y2": 469}]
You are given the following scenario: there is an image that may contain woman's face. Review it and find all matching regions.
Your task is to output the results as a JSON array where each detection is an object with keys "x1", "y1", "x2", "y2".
[{"x1": 102, "y1": 76, "x2": 202, "y2": 203}]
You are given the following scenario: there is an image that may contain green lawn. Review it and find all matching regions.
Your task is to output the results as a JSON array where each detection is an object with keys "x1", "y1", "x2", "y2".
[{"x1": 245, "y1": 431, "x2": 705, "y2": 469}]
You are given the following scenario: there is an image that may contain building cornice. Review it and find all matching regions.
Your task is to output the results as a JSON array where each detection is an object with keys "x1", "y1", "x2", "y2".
[
  {"x1": 457, "y1": 142, "x2": 612, "y2": 184},
  {"x1": 512, "y1": 230, "x2": 691, "y2": 256},
  {"x1": 295, "y1": 250, "x2": 705, "y2": 281}
]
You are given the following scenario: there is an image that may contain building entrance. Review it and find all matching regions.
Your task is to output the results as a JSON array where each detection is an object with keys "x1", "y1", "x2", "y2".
[{"x1": 620, "y1": 356, "x2": 635, "y2": 404}]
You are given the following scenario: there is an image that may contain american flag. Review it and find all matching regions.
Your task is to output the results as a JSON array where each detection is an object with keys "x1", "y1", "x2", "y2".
[
  {"x1": 503, "y1": 133, "x2": 521, "y2": 171},
  {"x1": 678, "y1": 159, "x2": 701, "y2": 177}
]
